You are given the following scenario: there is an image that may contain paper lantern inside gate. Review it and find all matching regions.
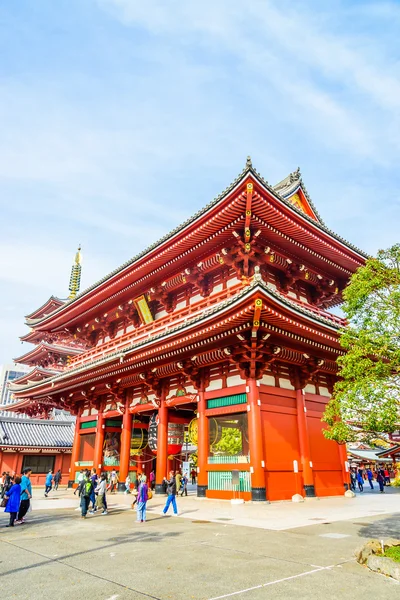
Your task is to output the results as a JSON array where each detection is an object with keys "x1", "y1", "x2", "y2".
[
  {"x1": 148, "y1": 413, "x2": 184, "y2": 455},
  {"x1": 130, "y1": 424, "x2": 149, "y2": 455}
]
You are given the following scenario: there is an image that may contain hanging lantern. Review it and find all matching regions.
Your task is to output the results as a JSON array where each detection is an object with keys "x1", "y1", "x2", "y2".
[
  {"x1": 130, "y1": 423, "x2": 149, "y2": 454},
  {"x1": 148, "y1": 413, "x2": 158, "y2": 453},
  {"x1": 188, "y1": 417, "x2": 220, "y2": 447},
  {"x1": 167, "y1": 422, "x2": 184, "y2": 455},
  {"x1": 148, "y1": 412, "x2": 184, "y2": 455}
]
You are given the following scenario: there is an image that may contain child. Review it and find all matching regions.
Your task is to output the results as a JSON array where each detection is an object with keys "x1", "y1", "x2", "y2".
[
  {"x1": 4, "y1": 476, "x2": 21, "y2": 527},
  {"x1": 136, "y1": 475, "x2": 149, "y2": 523}
]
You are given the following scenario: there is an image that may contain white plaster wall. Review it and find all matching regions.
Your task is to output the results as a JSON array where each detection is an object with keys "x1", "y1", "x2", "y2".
[
  {"x1": 207, "y1": 379, "x2": 223, "y2": 391},
  {"x1": 279, "y1": 378, "x2": 295, "y2": 390},
  {"x1": 304, "y1": 384, "x2": 316, "y2": 394},
  {"x1": 319, "y1": 386, "x2": 331, "y2": 397},
  {"x1": 260, "y1": 374, "x2": 275, "y2": 386},
  {"x1": 226, "y1": 374, "x2": 244, "y2": 387}
]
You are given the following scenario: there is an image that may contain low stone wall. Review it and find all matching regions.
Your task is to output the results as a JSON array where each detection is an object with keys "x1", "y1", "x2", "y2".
[{"x1": 355, "y1": 538, "x2": 400, "y2": 581}]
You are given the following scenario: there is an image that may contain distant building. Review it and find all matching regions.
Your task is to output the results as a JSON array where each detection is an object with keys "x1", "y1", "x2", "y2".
[
  {"x1": 0, "y1": 364, "x2": 30, "y2": 411},
  {"x1": 0, "y1": 414, "x2": 74, "y2": 484}
]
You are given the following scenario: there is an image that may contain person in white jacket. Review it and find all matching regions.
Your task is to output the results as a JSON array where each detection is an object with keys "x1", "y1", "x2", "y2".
[{"x1": 95, "y1": 474, "x2": 108, "y2": 515}]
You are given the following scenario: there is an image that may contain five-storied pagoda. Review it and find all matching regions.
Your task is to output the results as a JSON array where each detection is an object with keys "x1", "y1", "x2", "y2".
[{"x1": 5, "y1": 159, "x2": 367, "y2": 501}]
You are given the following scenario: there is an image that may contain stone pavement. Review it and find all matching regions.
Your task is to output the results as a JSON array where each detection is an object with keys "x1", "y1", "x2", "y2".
[{"x1": 0, "y1": 487, "x2": 399, "y2": 600}]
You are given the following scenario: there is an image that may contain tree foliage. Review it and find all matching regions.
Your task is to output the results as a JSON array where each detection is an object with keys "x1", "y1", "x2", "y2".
[
  {"x1": 213, "y1": 426, "x2": 242, "y2": 455},
  {"x1": 323, "y1": 245, "x2": 400, "y2": 443}
]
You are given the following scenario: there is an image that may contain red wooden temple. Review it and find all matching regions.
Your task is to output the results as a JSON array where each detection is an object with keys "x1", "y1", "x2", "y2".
[{"x1": 5, "y1": 159, "x2": 367, "y2": 501}]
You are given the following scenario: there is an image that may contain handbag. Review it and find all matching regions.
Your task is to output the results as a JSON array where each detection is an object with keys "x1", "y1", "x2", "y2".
[
  {"x1": 147, "y1": 490, "x2": 153, "y2": 500},
  {"x1": 0, "y1": 498, "x2": 7, "y2": 508}
]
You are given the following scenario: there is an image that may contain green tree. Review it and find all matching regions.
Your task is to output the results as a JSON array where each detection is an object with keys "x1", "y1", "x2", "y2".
[
  {"x1": 323, "y1": 245, "x2": 400, "y2": 443},
  {"x1": 213, "y1": 426, "x2": 242, "y2": 455}
]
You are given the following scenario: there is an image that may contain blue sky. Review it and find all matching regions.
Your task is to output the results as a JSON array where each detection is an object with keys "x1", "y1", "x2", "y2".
[{"x1": 1, "y1": 0, "x2": 399, "y2": 365}]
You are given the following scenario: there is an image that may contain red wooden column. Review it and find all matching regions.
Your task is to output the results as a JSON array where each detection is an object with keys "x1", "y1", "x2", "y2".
[
  {"x1": 247, "y1": 378, "x2": 267, "y2": 501},
  {"x1": 197, "y1": 379, "x2": 209, "y2": 497},
  {"x1": 93, "y1": 403, "x2": 105, "y2": 474},
  {"x1": 294, "y1": 377, "x2": 315, "y2": 497},
  {"x1": 118, "y1": 395, "x2": 132, "y2": 490},
  {"x1": 155, "y1": 387, "x2": 168, "y2": 494},
  {"x1": 68, "y1": 409, "x2": 82, "y2": 487}
]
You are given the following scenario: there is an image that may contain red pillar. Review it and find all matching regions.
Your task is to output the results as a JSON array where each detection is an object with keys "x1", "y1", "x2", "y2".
[
  {"x1": 247, "y1": 378, "x2": 266, "y2": 501},
  {"x1": 68, "y1": 410, "x2": 82, "y2": 487},
  {"x1": 118, "y1": 396, "x2": 132, "y2": 490},
  {"x1": 92, "y1": 408, "x2": 105, "y2": 473},
  {"x1": 197, "y1": 383, "x2": 209, "y2": 497},
  {"x1": 155, "y1": 388, "x2": 168, "y2": 494},
  {"x1": 295, "y1": 388, "x2": 315, "y2": 497}
]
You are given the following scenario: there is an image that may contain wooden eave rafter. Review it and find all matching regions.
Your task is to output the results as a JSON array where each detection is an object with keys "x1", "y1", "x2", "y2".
[
  {"x1": 26, "y1": 164, "x2": 367, "y2": 334},
  {"x1": 12, "y1": 278, "x2": 342, "y2": 402}
]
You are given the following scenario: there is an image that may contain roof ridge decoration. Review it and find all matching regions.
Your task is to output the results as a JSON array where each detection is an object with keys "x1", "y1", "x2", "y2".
[
  {"x1": 26, "y1": 158, "x2": 369, "y2": 326},
  {"x1": 10, "y1": 276, "x2": 343, "y2": 395}
]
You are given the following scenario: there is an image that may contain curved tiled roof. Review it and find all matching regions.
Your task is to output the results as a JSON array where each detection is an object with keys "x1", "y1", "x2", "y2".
[
  {"x1": 0, "y1": 416, "x2": 74, "y2": 448},
  {"x1": 11, "y1": 276, "x2": 343, "y2": 396},
  {"x1": 27, "y1": 159, "x2": 368, "y2": 327}
]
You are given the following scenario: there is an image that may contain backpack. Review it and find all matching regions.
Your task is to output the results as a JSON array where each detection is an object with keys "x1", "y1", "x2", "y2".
[{"x1": 83, "y1": 480, "x2": 93, "y2": 498}]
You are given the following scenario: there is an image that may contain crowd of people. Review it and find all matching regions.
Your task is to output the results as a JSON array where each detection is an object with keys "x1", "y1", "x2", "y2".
[
  {"x1": 350, "y1": 466, "x2": 392, "y2": 493},
  {"x1": 0, "y1": 468, "x2": 33, "y2": 527},
  {"x1": 0, "y1": 465, "x2": 194, "y2": 527}
]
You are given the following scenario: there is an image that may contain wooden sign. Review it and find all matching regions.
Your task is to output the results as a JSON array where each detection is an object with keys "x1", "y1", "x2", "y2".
[{"x1": 134, "y1": 295, "x2": 154, "y2": 324}]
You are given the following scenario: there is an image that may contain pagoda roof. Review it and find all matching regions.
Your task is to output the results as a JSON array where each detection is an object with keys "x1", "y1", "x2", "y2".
[
  {"x1": 25, "y1": 296, "x2": 65, "y2": 322},
  {"x1": 11, "y1": 276, "x2": 343, "y2": 399},
  {"x1": 13, "y1": 343, "x2": 83, "y2": 367},
  {"x1": 25, "y1": 159, "x2": 367, "y2": 333},
  {"x1": 0, "y1": 415, "x2": 74, "y2": 449},
  {"x1": 11, "y1": 366, "x2": 58, "y2": 386}
]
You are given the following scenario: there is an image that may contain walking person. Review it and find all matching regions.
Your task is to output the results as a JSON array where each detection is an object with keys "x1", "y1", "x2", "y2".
[
  {"x1": 366, "y1": 468, "x2": 374, "y2": 490},
  {"x1": 16, "y1": 468, "x2": 32, "y2": 524},
  {"x1": 350, "y1": 469, "x2": 356, "y2": 492},
  {"x1": 44, "y1": 470, "x2": 53, "y2": 497},
  {"x1": 77, "y1": 470, "x2": 93, "y2": 518},
  {"x1": 4, "y1": 476, "x2": 21, "y2": 527},
  {"x1": 377, "y1": 470, "x2": 385, "y2": 493},
  {"x1": 2, "y1": 473, "x2": 13, "y2": 499},
  {"x1": 124, "y1": 474, "x2": 131, "y2": 494},
  {"x1": 175, "y1": 470, "x2": 182, "y2": 496},
  {"x1": 110, "y1": 469, "x2": 118, "y2": 494},
  {"x1": 357, "y1": 470, "x2": 364, "y2": 492},
  {"x1": 54, "y1": 470, "x2": 62, "y2": 491},
  {"x1": 136, "y1": 475, "x2": 149, "y2": 523},
  {"x1": 149, "y1": 470, "x2": 155, "y2": 491},
  {"x1": 190, "y1": 468, "x2": 196, "y2": 485},
  {"x1": 384, "y1": 468, "x2": 390, "y2": 485},
  {"x1": 0, "y1": 472, "x2": 4, "y2": 496},
  {"x1": 95, "y1": 473, "x2": 108, "y2": 515},
  {"x1": 161, "y1": 471, "x2": 178, "y2": 516},
  {"x1": 89, "y1": 468, "x2": 98, "y2": 513},
  {"x1": 180, "y1": 474, "x2": 188, "y2": 497}
]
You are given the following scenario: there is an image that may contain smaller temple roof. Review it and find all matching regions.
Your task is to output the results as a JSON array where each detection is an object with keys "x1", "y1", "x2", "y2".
[
  {"x1": 376, "y1": 445, "x2": 400, "y2": 459},
  {"x1": 0, "y1": 415, "x2": 74, "y2": 448},
  {"x1": 11, "y1": 367, "x2": 58, "y2": 386},
  {"x1": 25, "y1": 296, "x2": 65, "y2": 321},
  {"x1": 272, "y1": 168, "x2": 322, "y2": 223},
  {"x1": 13, "y1": 343, "x2": 83, "y2": 366},
  {"x1": 347, "y1": 448, "x2": 389, "y2": 463}
]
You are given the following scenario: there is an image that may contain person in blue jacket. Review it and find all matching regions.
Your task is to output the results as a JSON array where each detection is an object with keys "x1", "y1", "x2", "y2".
[
  {"x1": 4, "y1": 476, "x2": 21, "y2": 527},
  {"x1": 44, "y1": 470, "x2": 53, "y2": 497}
]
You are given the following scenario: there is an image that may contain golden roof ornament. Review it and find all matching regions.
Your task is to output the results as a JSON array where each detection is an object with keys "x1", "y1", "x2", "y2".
[{"x1": 68, "y1": 245, "x2": 82, "y2": 299}]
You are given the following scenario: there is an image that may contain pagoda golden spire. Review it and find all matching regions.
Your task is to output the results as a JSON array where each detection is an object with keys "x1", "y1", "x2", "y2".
[{"x1": 68, "y1": 245, "x2": 82, "y2": 299}]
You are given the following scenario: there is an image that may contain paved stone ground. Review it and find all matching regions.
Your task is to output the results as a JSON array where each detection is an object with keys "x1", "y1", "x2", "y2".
[{"x1": 0, "y1": 489, "x2": 399, "y2": 600}]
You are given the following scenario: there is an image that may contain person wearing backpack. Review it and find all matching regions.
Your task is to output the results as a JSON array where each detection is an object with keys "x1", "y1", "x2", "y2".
[{"x1": 77, "y1": 470, "x2": 93, "y2": 518}]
